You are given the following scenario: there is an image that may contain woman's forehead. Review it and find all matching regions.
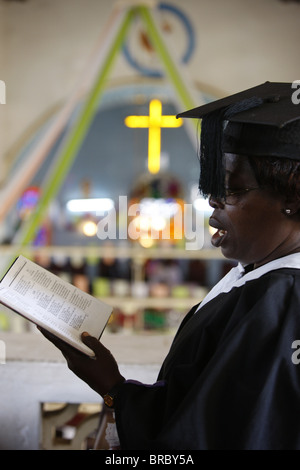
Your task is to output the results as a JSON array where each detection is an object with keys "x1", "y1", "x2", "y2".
[
  {"x1": 224, "y1": 153, "x2": 248, "y2": 171},
  {"x1": 224, "y1": 154, "x2": 257, "y2": 181}
]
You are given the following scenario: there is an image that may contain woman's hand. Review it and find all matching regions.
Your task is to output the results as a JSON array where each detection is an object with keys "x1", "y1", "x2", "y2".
[{"x1": 39, "y1": 328, "x2": 125, "y2": 396}]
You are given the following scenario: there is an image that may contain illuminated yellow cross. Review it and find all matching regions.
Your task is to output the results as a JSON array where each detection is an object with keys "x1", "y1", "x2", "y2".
[{"x1": 125, "y1": 99, "x2": 183, "y2": 174}]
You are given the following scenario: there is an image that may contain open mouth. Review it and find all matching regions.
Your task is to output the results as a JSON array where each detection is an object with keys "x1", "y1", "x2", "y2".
[
  {"x1": 209, "y1": 217, "x2": 228, "y2": 248},
  {"x1": 211, "y1": 228, "x2": 228, "y2": 247}
]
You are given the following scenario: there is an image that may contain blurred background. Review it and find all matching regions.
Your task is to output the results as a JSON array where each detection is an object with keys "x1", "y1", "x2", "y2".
[
  {"x1": 0, "y1": 0, "x2": 299, "y2": 449},
  {"x1": 1, "y1": 0, "x2": 299, "y2": 333}
]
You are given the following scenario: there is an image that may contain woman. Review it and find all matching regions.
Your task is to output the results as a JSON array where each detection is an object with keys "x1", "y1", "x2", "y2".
[{"x1": 41, "y1": 82, "x2": 300, "y2": 449}]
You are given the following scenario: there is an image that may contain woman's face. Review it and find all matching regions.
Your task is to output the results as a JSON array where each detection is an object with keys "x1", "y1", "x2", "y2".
[{"x1": 209, "y1": 154, "x2": 299, "y2": 267}]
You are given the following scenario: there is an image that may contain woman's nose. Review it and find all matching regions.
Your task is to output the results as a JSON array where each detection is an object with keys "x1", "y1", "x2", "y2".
[{"x1": 208, "y1": 194, "x2": 225, "y2": 209}]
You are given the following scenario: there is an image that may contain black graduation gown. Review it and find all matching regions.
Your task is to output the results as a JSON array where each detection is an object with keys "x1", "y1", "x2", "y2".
[{"x1": 114, "y1": 268, "x2": 300, "y2": 450}]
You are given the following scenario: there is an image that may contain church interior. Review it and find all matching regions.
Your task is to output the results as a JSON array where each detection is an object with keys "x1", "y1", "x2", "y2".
[{"x1": 0, "y1": 0, "x2": 299, "y2": 450}]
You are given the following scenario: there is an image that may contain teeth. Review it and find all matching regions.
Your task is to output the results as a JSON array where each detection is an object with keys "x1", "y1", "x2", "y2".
[{"x1": 210, "y1": 227, "x2": 227, "y2": 237}]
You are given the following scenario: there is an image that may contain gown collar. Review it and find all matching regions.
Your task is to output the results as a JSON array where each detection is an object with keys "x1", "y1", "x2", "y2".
[{"x1": 197, "y1": 253, "x2": 300, "y2": 313}]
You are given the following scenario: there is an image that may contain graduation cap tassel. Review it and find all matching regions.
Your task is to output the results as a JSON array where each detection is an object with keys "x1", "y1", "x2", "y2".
[
  {"x1": 199, "y1": 108, "x2": 227, "y2": 199},
  {"x1": 198, "y1": 97, "x2": 264, "y2": 199}
]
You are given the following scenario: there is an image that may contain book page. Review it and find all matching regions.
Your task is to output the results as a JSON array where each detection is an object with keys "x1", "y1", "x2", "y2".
[{"x1": 0, "y1": 256, "x2": 113, "y2": 355}]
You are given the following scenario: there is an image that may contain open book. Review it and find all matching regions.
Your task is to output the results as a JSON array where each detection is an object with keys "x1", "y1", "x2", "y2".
[{"x1": 0, "y1": 255, "x2": 113, "y2": 356}]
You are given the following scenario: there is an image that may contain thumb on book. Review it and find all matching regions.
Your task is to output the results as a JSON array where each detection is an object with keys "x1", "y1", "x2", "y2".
[{"x1": 81, "y1": 331, "x2": 103, "y2": 355}]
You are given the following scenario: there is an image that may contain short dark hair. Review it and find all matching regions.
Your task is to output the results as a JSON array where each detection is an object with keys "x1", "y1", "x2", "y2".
[{"x1": 248, "y1": 156, "x2": 300, "y2": 203}]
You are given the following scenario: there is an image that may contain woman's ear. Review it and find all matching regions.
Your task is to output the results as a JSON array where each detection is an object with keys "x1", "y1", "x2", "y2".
[
  {"x1": 282, "y1": 176, "x2": 300, "y2": 216},
  {"x1": 282, "y1": 195, "x2": 300, "y2": 216}
]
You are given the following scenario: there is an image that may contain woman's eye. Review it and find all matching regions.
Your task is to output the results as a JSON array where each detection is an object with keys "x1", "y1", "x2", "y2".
[{"x1": 225, "y1": 188, "x2": 238, "y2": 193}]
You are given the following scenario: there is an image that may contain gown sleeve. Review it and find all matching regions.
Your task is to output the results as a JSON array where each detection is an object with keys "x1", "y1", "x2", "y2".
[{"x1": 114, "y1": 269, "x2": 300, "y2": 450}]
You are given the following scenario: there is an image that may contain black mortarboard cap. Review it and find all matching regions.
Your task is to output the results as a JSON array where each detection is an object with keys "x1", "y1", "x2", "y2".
[{"x1": 177, "y1": 81, "x2": 300, "y2": 198}]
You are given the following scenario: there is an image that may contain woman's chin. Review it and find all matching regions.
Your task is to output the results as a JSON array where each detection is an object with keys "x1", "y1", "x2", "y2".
[{"x1": 219, "y1": 244, "x2": 240, "y2": 263}]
